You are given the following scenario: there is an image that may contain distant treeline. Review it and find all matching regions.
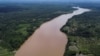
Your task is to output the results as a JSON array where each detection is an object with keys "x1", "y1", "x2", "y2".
[
  {"x1": 62, "y1": 3, "x2": 100, "y2": 56},
  {"x1": 0, "y1": 3, "x2": 74, "y2": 52}
]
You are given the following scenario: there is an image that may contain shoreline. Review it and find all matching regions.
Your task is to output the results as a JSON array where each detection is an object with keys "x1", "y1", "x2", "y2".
[{"x1": 15, "y1": 7, "x2": 91, "y2": 56}]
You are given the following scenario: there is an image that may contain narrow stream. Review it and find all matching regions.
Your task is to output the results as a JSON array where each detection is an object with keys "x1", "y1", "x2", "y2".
[{"x1": 15, "y1": 7, "x2": 91, "y2": 56}]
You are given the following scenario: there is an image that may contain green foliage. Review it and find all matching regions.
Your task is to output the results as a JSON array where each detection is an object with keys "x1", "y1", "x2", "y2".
[
  {"x1": 64, "y1": 50, "x2": 76, "y2": 56},
  {"x1": 0, "y1": 47, "x2": 14, "y2": 56},
  {"x1": 62, "y1": 3, "x2": 100, "y2": 56},
  {"x1": 0, "y1": 2, "x2": 74, "y2": 54},
  {"x1": 0, "y1": 2, "x2": 100, "y2": 56}
]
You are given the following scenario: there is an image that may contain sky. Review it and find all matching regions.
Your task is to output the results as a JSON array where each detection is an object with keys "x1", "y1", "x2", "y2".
[{"x1": 0, "y1": 0, "x2": 100, "y2": 2}]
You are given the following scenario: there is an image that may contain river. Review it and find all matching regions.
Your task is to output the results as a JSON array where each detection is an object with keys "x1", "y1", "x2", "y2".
[{"x1": 15, "y1": 7, "x2": 91, "y2": 56}]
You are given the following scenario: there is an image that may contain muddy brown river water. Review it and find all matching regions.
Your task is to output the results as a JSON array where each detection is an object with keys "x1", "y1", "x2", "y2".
[{"x1": 15, "y1": 7, "x2": 90, "y2": 56}]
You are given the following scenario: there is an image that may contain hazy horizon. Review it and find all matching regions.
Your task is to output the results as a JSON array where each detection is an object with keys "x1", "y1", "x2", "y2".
[{"x1": 0, "y1": 0, "x2": 100, "y2": 3}]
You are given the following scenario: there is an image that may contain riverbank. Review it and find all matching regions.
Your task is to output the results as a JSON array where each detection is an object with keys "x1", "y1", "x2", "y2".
[{"x1": 15, "y1": 7, "x2": 90, "y2": 56}]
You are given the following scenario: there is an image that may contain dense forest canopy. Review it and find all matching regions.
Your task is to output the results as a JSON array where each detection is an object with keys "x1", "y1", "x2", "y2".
[
  {"x1": 62, "y1": 2, "x2": 100, "y2": 56},
  {"x1": 0, "y1": 2, "x2": 100, "y2": 56},
  {"x1": 0, "y1": 2, "x2": 74, "y2": 56}
]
